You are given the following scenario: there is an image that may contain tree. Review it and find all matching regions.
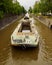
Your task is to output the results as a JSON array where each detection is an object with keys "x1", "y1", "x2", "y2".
[
  {"x1": 33, "y1": 0, "x2": 52, "y2": 15},
  {"x1": 33, "y1": 1, "x2": 40, "y2": 13},
  {"x1": 0, "y1": 0, "x2": 26, "y2": 19},
  {"x1": 28, "y1": 7, "x2": 32, "y2": 13}
]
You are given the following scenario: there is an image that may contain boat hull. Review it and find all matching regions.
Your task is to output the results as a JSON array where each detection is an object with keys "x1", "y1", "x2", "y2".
[
  {"x1": 11, "y1": 35, "x2": 39, "y2": 47},
  {"x1": 11, "y1": 16, "x2": 39, "y2": 47}
]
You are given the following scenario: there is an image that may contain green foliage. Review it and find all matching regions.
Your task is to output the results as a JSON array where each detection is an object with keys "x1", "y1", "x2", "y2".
[
  {"x1": 0, "y1": 11, "x2": 4, "y2": 19},
  {"x1": 28, "y1": 7, "x2": 32, "y2": 13},
  {"x1": 33, "y1": 2, "x2": 40, "y2": 14},
  {"x1": 33, "y1": 0, "x2": 52, "y2": 15},
  {"x1": 0, "y1": 0, "x2": 26, "y2": 19}
]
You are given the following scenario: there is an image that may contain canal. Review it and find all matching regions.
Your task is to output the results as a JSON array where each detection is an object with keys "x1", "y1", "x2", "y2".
[{"x1": 0, "y1": 17, "x2": 52, "y2": 65}]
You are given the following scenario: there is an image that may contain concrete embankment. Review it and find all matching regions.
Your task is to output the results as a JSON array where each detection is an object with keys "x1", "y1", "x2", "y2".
[
  {"x1": 0, "y1": 14, "x2": 24, "y2": 30},
  {"x1": 34, "y1": 16, "x2": 52, "y2": 29}
]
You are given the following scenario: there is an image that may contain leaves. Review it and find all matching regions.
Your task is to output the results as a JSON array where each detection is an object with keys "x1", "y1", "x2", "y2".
[
  {"x1": 28, "y1": 7, "x2": 32, "y2": 13},
  {"x1": 33, "y1": 0, "x2": 52, "y2": 15},
  {"x1": 0, "y1": 0, "x2": 26, "y2": 19}
]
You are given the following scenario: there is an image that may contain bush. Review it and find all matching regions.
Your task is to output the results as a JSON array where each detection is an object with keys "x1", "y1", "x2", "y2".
[{"x1": 0, "y1": 11, "x2": 4, "y2": 19}]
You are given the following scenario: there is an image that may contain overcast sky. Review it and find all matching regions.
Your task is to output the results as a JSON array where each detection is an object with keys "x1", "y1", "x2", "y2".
[{"x1": 17, "y1": 0, "x2": 39, "y2": 11}]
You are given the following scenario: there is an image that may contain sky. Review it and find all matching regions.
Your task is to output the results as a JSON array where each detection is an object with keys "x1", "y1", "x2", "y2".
[{"x1": 17, "y1": 0, "x2": 39, "y2": 11}]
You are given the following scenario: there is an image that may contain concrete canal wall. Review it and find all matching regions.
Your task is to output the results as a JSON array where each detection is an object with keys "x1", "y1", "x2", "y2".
[
  {"x1": 0, "y1": 14, "x2": 24, "y2": 30},
  {"x1": 34, "y1": 16, "x2": 52, "y2": 29}
]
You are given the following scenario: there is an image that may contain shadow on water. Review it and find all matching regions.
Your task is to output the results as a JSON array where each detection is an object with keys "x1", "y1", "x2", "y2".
[{"x1": 11, "y1": 46, "x2": 39, "y2": 62}]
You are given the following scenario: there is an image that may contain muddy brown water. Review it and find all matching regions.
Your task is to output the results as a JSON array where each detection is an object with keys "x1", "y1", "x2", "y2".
[{"x1": 0, "y1": 18, "x2": 52, "y2": 65}]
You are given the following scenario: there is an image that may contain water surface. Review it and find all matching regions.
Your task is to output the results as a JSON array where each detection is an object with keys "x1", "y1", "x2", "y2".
[{"x1": 0, "y1": 18, "x2": 52, "y2": 65}]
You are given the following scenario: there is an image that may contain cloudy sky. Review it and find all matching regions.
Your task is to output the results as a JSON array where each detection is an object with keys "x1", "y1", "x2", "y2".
[{"x1": 17, "y1": 0, "x2": 39, "y2": 11}]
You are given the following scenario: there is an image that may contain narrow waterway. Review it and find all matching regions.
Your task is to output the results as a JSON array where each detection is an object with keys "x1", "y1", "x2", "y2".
[{"x1": 0, "y1": 18, "x2": 52, "y2": 65}]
